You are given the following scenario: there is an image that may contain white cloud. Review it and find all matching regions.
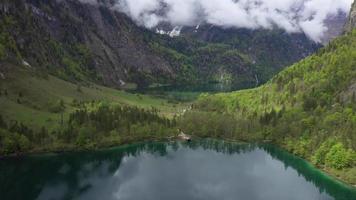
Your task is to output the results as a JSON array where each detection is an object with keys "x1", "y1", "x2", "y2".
[{"x1": 80, "y1": 0, "x2": 354, "y2": 42}]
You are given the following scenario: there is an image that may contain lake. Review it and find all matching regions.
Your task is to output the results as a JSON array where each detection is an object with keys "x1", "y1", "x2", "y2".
[
  {"x1": 0, "y1": 140, "x2": 355, "y2": 200},
  {"x1": 127, "y1": 83, "x2": 237, "y2": 102}
]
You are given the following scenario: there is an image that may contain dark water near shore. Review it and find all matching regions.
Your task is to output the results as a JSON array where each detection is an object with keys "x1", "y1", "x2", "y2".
[{"x1": 0, "y1": 140, "x2": 355, "y2": 200}]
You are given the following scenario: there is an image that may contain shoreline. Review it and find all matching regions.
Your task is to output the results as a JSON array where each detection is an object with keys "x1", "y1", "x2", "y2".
[
  {"x1": 0, "y1": 137, "x2": 355, "y2": 189},
  {"x1": 322, "y1": 168, "x2": 356, "y2": 189},
  {"x1": 0, "y1": 136, "x2": 170, "y2": 159}
]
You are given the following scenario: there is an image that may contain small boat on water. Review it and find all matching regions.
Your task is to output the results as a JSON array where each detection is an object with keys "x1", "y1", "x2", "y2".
[{"x1": 178, "y1": 132, "x2": 191, "y2": 142}]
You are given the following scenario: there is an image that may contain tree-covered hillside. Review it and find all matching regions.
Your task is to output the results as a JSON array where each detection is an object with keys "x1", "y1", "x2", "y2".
[
  {"x1": 149, "y1": 27, "x2": 320, "y2": 89},
  {"x1": 181, "y1": 30, "x2": 356, "y2": 184},
  {"x1": 0, "y1": 64, "x2": 183, "y2": 156}
]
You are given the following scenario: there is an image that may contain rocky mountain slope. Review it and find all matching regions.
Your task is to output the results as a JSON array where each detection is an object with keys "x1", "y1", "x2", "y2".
[
  {"x1": 0, "y1": 0, "x2": 176, "y2": 88},
  {"x1": 0, "y1": 0, "x2": 324, "y2": 89}
]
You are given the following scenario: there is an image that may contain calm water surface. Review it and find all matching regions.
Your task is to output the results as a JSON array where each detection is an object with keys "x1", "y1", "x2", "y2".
[
  {"x1": 128, "y1": 83, "x2": 236, "y2": 102},
  {"x1": 0, "y1": 140, "x2": 355, "y2": 200}
]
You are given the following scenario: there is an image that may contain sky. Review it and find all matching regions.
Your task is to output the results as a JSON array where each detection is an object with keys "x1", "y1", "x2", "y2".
[{"x1": 80, "y1": 0, "x2": 354, "y2": 42}]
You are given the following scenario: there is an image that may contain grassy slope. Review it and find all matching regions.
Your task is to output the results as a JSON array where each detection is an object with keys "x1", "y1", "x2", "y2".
[
  {"x1": 191, "y1": 30, "x2": 356, "y2": 185},
  {"x1": 0, "y1": 63, "x2": 186, "y2": 131}
]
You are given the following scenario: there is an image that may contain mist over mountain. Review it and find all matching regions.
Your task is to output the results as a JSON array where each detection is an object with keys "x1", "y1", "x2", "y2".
[
  {"x1": 321, "y1": 11, "x2": 348, "y2": 44},
  {"x1": 78, "y1": 0, "x2": 353, "y2": 43}
]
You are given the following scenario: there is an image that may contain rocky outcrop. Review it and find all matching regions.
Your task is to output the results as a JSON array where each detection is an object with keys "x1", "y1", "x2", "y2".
[{"x1": 345, "y1": 1, "x2": 356, "y2": 32}]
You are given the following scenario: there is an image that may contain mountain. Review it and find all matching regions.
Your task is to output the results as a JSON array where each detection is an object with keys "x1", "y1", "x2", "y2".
[
  {"x1": 0, "y1": 0, "x2": 176, "y2": 88},
  {"x1": 345, "y1": 1, "x2": 356, "y2": 33},
  {"x1": 0, "y1": 0, "x2": 322, "y2": 90},
  {"x1": 322, "y1": 11, "x2": 348, "y2": 45},
  {"x1": 182, "y1": 4, "x2": 356, "y2": 185},
  {"x1": 162, "y1": 25, "x2": 321, "y2": 88}
]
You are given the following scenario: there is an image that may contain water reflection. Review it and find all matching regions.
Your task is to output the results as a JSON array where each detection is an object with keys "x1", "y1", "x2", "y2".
[
  {"x1": 0, "y1": 140, "x2": 355, "y2": 200},
  {"x1": 127, "y1": 83, "x2": 236, "y2": 102}
]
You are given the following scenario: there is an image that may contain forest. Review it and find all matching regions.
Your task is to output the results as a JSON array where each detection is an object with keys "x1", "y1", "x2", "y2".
[
  {"x1": 179, "y1": 30, "x2": 356, "y2": 184},
  {"x1": 0, "y1": 102, "x2": 176, "y2": 155}
]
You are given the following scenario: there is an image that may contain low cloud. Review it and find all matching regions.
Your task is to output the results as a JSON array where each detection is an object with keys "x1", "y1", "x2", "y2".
[{"x1": 81, "y1": 0, "x2": 353, "y2": 42}]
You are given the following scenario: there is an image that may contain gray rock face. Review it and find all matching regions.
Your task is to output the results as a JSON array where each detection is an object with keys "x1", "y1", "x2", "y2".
[
  {"x1": 322, "y1": 12, "x2": 348, "y2": 44},
  {"x1": 1, "y1": 0, "x2": 174, "y2": 88},
  {"x1": 38, "y1": 0, "x2": 175, "y2": 87},
  {"x1": 345, "y1": 1, "x2": 356, "y2": 32}
]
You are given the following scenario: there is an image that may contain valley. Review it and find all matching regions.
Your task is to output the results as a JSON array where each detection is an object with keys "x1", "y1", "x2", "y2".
[{"x1": 0, "y1": 0, "x2": 356, "y2": 199}]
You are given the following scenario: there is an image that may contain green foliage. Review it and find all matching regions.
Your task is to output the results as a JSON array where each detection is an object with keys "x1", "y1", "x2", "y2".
[
  {"x1": 0, "y1": 43, "x2": 5, "y2": 60},
  {"x1": 0, "y1": 115, "x2": 7, "y2": 129},
  {"x1": 63, "y1": 103, "x2": 176, "y2": 147},
  {"x1": 0, "y1": 64, "x2": 185, "y2": 133},
  {"x1": 193, "y1": 96, "x2": 227, "y2": 112},
  {"x1": 48, "y1": 100, "x2": 65, "y2": 113},
  {"x1": 303, "y1": 95, "x2": 318, "y2": 111},
  {"x1": 0, "y1": 129, "x2": 31, "y2": 155},
  {"x1": 76, "y1": 125, "x2": 96, "y2": 147},
  {"x1": 325, "y1": 143, "x2": 355, "y2": 169},
  {"x1": 76, "y1": 84, "x2": 82, "y2": 93},
  {"x1": 284, "y1": 137, "x2": 311, "y2": 158},
  {"x1": 178, "y1": 111, "x2": 237, "y2": 139},
  {"x1": 0, "y1": 102, "x2": 176, "y2": 155},
  {"x1": 47, "y1": 39, "x2": 96, "y2": 82},
  {"x1": 0, "y1": 16, "x2": 22, "y2": 60},
  {"x1": 312, "y1": 139, "x2": 336, "y2": 166},
  {"x1": 62, "y1": 57, "x2": 85, "y2": 80},
  {"x1": 186, "y1": 30, "x2": 356, "y2": 172}
]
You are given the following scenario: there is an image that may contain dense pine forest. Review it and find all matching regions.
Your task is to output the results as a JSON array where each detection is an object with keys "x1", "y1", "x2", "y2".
[{"x1": 0, "y1": 102, "x2": 175, "y2": 155}]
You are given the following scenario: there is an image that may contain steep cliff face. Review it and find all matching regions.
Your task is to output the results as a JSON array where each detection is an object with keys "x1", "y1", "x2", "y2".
[
  {"x1": 345, "y1": 1, "x2": 356, "y2": 32},
  {"x1": 0, "y1": 0, "x2": 175, "y2": 87}
]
